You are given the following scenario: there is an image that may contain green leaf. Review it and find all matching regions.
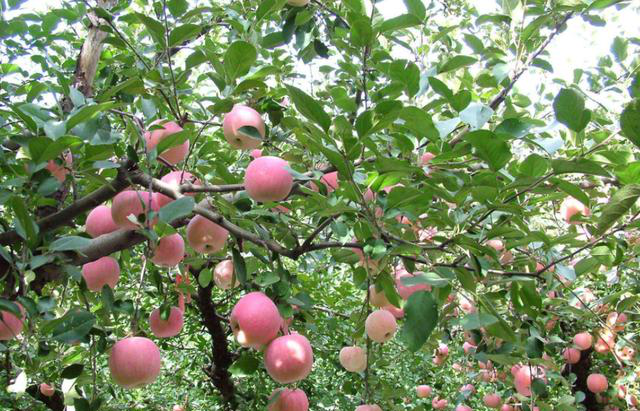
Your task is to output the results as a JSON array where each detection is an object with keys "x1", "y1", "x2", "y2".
[
  {"x1": 255, "y1": 0, "x2": 278, "y2": 23},
  {"x1": 52, "y1": 309, "x2": 96, "y2": 343},
  {"x1": 400, "y1": 291, "x2": 438, "y2": 352},
  {"x1": 155, "y1": 129, "x2": 190, "y2": 156},
  {"x1": 554, "y1": 179, "x2": 590, "y2": 208},
  {"x1": 553, "y1": 88, "x2": 591, "y2": 132},
  {"x1": 66, "y1": 102, "x2": 118, "y2": 131},
  {"x1": 134, "y1": 13, "x2": 165, "y2": 46},
  {"x1": 350, "y1": 17, "x2": 373, "y2": 47},
  {"x1": 167, "y1": 0, "x2": 189, "y2": 16},
  {"x1": 238, "y1": 126, "x2": 263, "y2": 141},
  {"x1": 224, "y1": 41, "x2": 257, "y2": 81},
  {"x1": 168, "y1": 24, "x2": 201, "y2": 47},
  {"x1": 620, "y1": 99, "x2": 640, "y2": 148},
  {"x1": 465, "y1": 130, "x2": 512, "y2": 171},
  {"x1": 378, "y1": 14, "x2": 422, "y2": 33},
  {"x1": 198, "y1": 268, "x2": 212, "y2": 287},
  {"x1": 438, "y1": 55, "x2": 477, "y2": 74},
  {"x1": 49, "y1": 236, "x2": 92, "y2": 251},
  {"x1": 460, "y1": 313, "x2": 498, "y2": 330},
  {"x1": 8, "y1": 196, "x2": 39, "y2": 246},
  {"x1": 0, "y1": 299, "x2": 22, "y2": 317},
  {"x1": 229, "y1": 352, "x2": 260, "y2": 376},
  {"x1": 232, "y1": 248, "x2": 247, "y2": 285},
  {"x1": 460, "y1": 103, "x2": 494, "y2": 130},
  {"x1": 9, "y1": 103, "x2": 38, "y2": 132},
  {"x1": 551, "y1": 158, "x2": 610, "y2": 177},
  {"x1": 61, "y1": 363, "x2": 84, "y2": 379},
  {"x1": 403, "y1": 0, "x2": 426, "y2": 19},
  {"x1": 596, "y1": 184, "x2": 640, "y2": 234},
  {"x1": 520, "y1": 154, "x2": 549, "y2": 177},
  {"x1": 285, "y1": 85, "x2": 331, "y2": 132},
  {"x1": 159, "y1": 197, "x2": 195, "y2": 223}
]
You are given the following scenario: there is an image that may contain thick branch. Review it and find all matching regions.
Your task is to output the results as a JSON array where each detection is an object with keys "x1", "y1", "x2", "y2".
[
  {"x1": 0, "y1": 162, "x2": 132, "y2": 247},
  {"x1": 194, "y1": 282, "x2": 237, "y2": 409},
  {"x1": 61, "y1": 0, "x2": 118, "y2": 111}
]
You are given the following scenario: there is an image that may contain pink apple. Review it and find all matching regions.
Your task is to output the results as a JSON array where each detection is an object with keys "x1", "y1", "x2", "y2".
[
  {"x1": 587, "y1": 373, "x2": 608, "y2": 393},
  {"x1": 244, "y1": 156, "x2": 293, "y2": 202},
  {"x1": 573, "y1": 332, "x2": 593, "y2": 350},
  {"x1": 82, "y1": 256, "x2": 120, "y2": 292},
  {"x1": 214, "y1": 259, "x2": 237, "y2": 290},
  {"x1": 268, "y1": 388, "x2": 309, "y2": 411},
  {"x1": 151, "y1": 234, "x2": 185, "y2": 267},
  {"x1": 484, "y1": 394, "x2": 501, "y2": 408},
  {"x1": 339, "y1": 346, "x2": 367, "y2": 372},
  {"x1": 456, "y1": 405, "x2": 472, "y2": 411},
  {"x1": 85, "y1": 205, "x2": 118, "y2": 238},
  {"x1": 382, "y1": 304, "x2": 404, "y2": 319},
  {"x1": 39, "y1": 383, "x2": 55, "y2": 397},
  {"x1": 394, "y1": 266, "x2": 429, "y2": 300},
  {"x1": 222, "y1": 104, "x2": 265, "y2": 150},
  {"x1": 144, "y1": 121, "x2": 189, "y2": 165},
  {"x1": 486, "y1": 239, "x2": 504, "y2": 251},
  {"x1": 264, "y1": 333, "x2": 313, "y2": 384},
  {"x1": 148, "y1": 306, "x2": 184, "y2": 338},
  {"x1": 563, "y1": 347, "x2": 581, "y2": 364},
  {"x1": 0, "y1": 302, "x2": 25, "y2": 340},
  {"x1": 186, "y1": 215, "x2": 229, "y2": 253},
  {"x1": 369, "y1": 285, "x2": 389, "y2": 307},
  {"x1": 230, "y1": 292, "x2": 281, "y2": 349},
  {"x1": 111, "y1": 190, "x2": 159, "y2": 229},
  {"x1": 416, "y1": 385, "x2": 432, "y2": 398},
  {"x1": 560, "y1": 197, "x2": 591, "y2": 224},
  {"x1": 109, "y1": 337, "x2": 161, "y2": 388},
  {"x1": 420, "y1": 152, "x2": 435, "y2": 166},
  {"x1": 355, "y1": 405, "x2": 382, "y2": 411},
  {"x1": 365, "y1": 310, "x2": 397, "y2": 343}
]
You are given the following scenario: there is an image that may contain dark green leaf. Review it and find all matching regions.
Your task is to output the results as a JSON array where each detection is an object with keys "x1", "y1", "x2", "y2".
[
  {"x1": 159, "y1": 197, "x2": 195, "y2": 223},
  {"x1": 620, "y1": 99, "x2": 640, "y2": 148},
  {"x1": 134, "y1": 13, "x2": 165, "y2": 46},
  {"x1": 403, "y1": 0, "x2": 426, "y2": 19},
  {"x1": 49, "y1": 236, "x2": 92, "y2": 251},
  {"x1": 460, "y1": 313, "x2": 498, "y2": 330},
  {"x1": 229, "y1": 352, "x2": 260, "y2": 376},
  {"x1": 0, "y1": 299, "x2": 22, "y2": 317},
  {"x1": 168, "y1": 24, "x2": 201, "y2": 47},
  {"x1": 438, "y1": 55, "x2": 477, "y2": 74},
  {"x1": 61, "y1": 363, "x2": 84, "y2": 379},
  {"x1": 379, "y1": 14, "x2": 422, "y2": 33},
  {"x1": 232, "y1": 248, "x2": 247, "y2": 285},
  {"x1": 52, "y1": 309, "x2": 95, "y2": 343},
  {"x1": 400, "y1": 291, "x2": 438, "y2": 352},
  {"x1": 597, "y1": 184, "x2": 640, "y2": 234},
  {"x1": 8, "y1": 196, "x2": 38, "y2": 246},
  {"x1": 224, "y1": 41, "x2": 257, "y2": 81},
  {"x1": 66, "y1": 102, "x2": 118, "y2": 131},
  {"x1": 286, "y1": 85, "x2": 331, "y2": 132},
  {"x1": 551, "y1": 158, "x2": 610, "y2": 177},
  {"x1": 465, "y1": 130, "x2": 512, "y2": 171},
  {"x1": 553, "y1": 88, "x2": 591, "y2": 132}
]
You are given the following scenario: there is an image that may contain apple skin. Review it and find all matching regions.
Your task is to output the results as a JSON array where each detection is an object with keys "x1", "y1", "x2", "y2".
[
  {"x1": 148, "y1": 306, "x2": 184, "y2": 338},
  {"x1": 151, "y1": 234, "x2": 185, "y2": 267},
  {"x1": 144, "y1": 121, "x2": 189, "y2": 165},
  {"x1": 483, "y1": 394, "x2": 501, "y2": 408},
  {"x1": 39, "y1": 383, "x2": 55, "y2": 397},
  {"x1": 355, "y1": 405, "x2": 382, "y2": 411},
  {"x1": 214, "y1": 259, "x2": 238, "y2": 290},
  {"x1": 339, "y1": 346, "x2": 367, "y2": 372},
  {"x1": 186, "y1": 215, "x2": 229, "y2": 254},
  {"x1": 108, "y1": 337, "x2": 162, "y2": 389},
  {"x1": 230, "y1": 292, "x2": 281, "y2": 349},
  {"x1": 0, "y1": 302, "x2": 25, "y2": 341},
  {"x1": 416, "y1": 385, "x2": 432, "y2": 398},
  {"x1": 560, "y1": 197, "x2": 591, "y2": 224},
  {"x1": 563, "y1": 347, "x2": 581, "y2": 364},
  {"x1": 264, "y1": 333, "x2": 314, "y2": 384},
  {"x1": 222, "y1": 104, "x2": 266, "y2": 150},
  {"x1": 85, "y1": 205, "x2": 118, "y2": 238},
  {"x1": 574, "y1": 332, "x2": 593, "y2": 350},
  {"x1": 365, "y1": 309, "x2": 397, "y2": 343},
  {"x1": 587, "y1": 373, "x2": 608, "y2": 393},
  {"x1": 82, "y1": 256, "x2": 120, "y2": 292},
  {"x1": 111, "y1": 190, "x2": 160, "y2": 230},
  {"x1": 268, "y1": 388, "x2": 309, "y2": 411},
  {"x1": 244, "y1": 156, "x2": 293, "y2": 202}
]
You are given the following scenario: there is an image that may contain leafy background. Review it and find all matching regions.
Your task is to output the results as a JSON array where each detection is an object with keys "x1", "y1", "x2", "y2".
[{"x1": 0, "y1": 0, "x2": 639, "y2": 410}]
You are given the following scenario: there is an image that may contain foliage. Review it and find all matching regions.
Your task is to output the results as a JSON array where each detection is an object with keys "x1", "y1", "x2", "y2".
[{"x1": 0, "y1": 0, "x2": 639, "y2": 410}]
